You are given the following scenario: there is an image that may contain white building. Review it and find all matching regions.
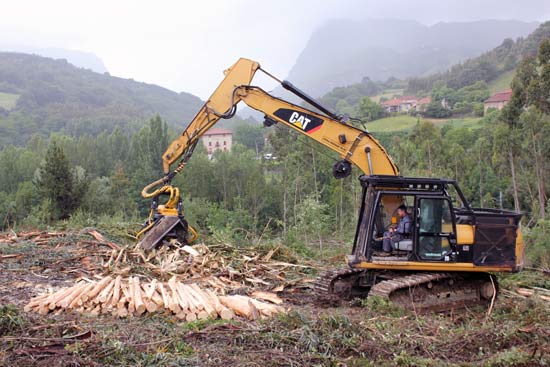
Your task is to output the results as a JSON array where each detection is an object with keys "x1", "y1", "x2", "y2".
[{"x1": 201, "y1": 128, "x2": 233, "y2": 158}]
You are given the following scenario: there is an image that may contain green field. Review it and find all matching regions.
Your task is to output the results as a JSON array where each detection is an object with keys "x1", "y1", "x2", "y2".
[
  {"x1": 367, "y1": 115, "x2": 419, "y2": 132},
  {"x1": 426, "y1": 116, "x2": 483, "y2": 130},
  {"x1": 488, "y1": 69, "x2": 515, "y2": 94},
  {"x1": 0, "y1": 92, "x2": 20, "y2": 110},
  {"x1": 367, "y1": 115, "x2": 483, "y2": 133}
]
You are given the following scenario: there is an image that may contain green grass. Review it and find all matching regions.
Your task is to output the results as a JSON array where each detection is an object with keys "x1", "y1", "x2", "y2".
[
  {"x1": 367, "y1": 115, "x2": 483, "y2": 133},
  {"x1": 428, "y1": 117, "x2": 483, "y2": 129},
  {"x1": 0, "y1": 92, "x2": 19, "y2": 110},
  {"x1": 367, "y1": 115, "x2": 419, "y2": 132},
  {"x1": 488, "y1": 69, "x2": 515, "y2": 94}
]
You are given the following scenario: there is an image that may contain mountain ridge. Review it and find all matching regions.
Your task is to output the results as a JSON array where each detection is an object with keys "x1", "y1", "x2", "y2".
[{"x1": 0, "y1": 44, "x2": 108, "y2": 73}]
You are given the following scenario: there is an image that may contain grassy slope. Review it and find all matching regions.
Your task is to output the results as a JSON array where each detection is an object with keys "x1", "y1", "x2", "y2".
[
  {"x1": 367, "y1": 115, "x2": 419, "y2": 132},
  {"x1": 0, "y1": 92, "x2": 19, "y2": 110},
  {"x1": 367, "y1": 115, "x2": 483, "y2": 133},
  {"x1": 488, "y1": 69, "x2": 515, "y2": 94}
]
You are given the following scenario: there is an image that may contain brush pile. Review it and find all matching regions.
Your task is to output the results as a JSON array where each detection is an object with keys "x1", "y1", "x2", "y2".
[
  {"x1": 141, "y1": 243, "x2": 313, "y2": 291},
  {"x1": 24, "y1": 275, "x2": 285, "y2": 321},
  {"x1": 1, "y1": 228, "x2": 313, "y2": 293}
]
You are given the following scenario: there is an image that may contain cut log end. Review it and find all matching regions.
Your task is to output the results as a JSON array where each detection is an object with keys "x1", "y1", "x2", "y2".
[{"x1": 25, "y1": 276, "x2": 285, "y2": 322}]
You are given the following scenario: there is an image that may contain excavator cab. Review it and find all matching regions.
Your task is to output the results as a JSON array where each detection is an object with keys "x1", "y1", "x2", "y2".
[
  {"x1": 368, "y1": 192, "x2": 456, "y2": 261},
  {"x1": 350, "y1": 175, "x2": 523, "y2": 270}
]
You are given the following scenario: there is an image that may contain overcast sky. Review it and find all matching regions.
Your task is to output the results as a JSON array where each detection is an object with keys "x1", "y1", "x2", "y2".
[{"x1": 2, "y1": 0, "x2": 549, "y2": 98}]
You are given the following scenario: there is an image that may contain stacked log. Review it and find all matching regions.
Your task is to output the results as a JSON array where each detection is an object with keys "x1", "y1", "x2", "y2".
[
  {"x1": 24, "y1": 276, "x2": 285, "y2": 320},
  {"x1": 219, "y1": 295, "x2": 284, "y2": 320}
]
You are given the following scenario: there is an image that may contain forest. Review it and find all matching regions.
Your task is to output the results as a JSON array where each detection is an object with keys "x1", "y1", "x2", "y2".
[
  {"x1": 0, "y1": 52, "x2": 202, "y2": 147},
  {"x1": 0, "y1": 38, "x2": 549, "y2": 270}
]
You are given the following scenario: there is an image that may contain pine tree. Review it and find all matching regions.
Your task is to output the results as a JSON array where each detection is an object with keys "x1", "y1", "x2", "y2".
[
  {"x1": 35, "y1": 142, "x2": 79, "y2": 220},
  {"x1": 148, "y1": 115, "x2": 169, "y2": 178}
]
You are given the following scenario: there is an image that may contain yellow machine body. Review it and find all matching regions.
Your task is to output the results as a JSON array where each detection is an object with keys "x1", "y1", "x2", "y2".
[{"x1": 139, "y1": 58, "x2": 524, "y2": 279}]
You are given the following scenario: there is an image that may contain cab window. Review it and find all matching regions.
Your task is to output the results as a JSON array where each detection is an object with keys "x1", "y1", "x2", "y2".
[{"x1": 417, "y1": 198, "x2": 454, "y2": 260}]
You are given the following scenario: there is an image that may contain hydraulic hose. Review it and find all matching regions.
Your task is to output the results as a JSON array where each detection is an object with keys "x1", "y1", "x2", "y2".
[
  {"x1": 136, "y1": 178, "x2": 180, "y2": 240},
  {"x1": 141, "y1": 177, "x2": 180, "y2": 208}
]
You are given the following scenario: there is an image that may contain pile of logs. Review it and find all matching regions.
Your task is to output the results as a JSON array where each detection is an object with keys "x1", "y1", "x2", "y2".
[
  {"x1": 0, "y1": 230, "x2": 67, "y2": 245},
  {"x1": 24, "y1": 276, "x2": 285, "y2": 321}
]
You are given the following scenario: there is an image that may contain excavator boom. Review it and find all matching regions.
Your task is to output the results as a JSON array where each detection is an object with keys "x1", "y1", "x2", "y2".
[
  {"x1": 160, "y1": 58, "x2": 398, "y2": 180},
  {"x1": 162, "y1": 59, "x2": 261, "y2": 175}
]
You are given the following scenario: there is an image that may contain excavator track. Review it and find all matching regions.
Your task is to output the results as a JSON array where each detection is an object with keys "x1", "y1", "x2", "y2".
[
  {"x1": 368, "y1": 272, "x2": 452, "y2": 298},
  {"x1": 313, "y1": 269, "x2": 498, "y2": 312},
  {"x1": 369, "y1": 272, "x2": 498, "y2": 312},
  {"x1": 313, "y1": 268, "x2": 366, "y2": 302}
]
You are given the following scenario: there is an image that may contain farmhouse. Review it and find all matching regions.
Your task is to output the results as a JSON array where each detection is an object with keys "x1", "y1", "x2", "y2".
[
  {"x1": 201, "y1": 128, "x2": 233, "y2": 158},
  {"x1": 483, "y1": 89, "x2": 512, "y2": 114},
  {"x1": 381, "y1": 95, "x2": 418, "y2": 113},
  {"x1": 416, "y1": 96, "x2": 431, "y2": 113}
]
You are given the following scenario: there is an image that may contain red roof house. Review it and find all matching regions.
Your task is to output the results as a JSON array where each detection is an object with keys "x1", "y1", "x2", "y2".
[
  {"x1": 381, "y1": 96, "x2": 418, "y2": 113},
  {"x1": 484, "y1": 89, "x2": 512, "y2": 114},
  {"x1": 416, "y1": 96, "x2": 431, "y2": 112},
  {"x1": 203, "y1": 128, "x2": 233, "y2": 136}
]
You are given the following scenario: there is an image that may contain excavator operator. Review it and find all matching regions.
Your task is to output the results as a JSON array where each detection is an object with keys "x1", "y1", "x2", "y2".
[{"x1": 380, "y1": 205, "x2": 412, "y2": 256}]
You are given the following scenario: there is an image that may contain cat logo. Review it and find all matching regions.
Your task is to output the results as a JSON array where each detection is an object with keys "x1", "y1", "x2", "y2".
[
  {"x1": 289, "y1": 112, "x2": 311, "y2": 129},
  {"x1": 273, "y1": 108, "x2": 324, "y2": 134}
]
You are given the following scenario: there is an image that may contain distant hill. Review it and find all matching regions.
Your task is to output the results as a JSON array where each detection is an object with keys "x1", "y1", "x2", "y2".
[
  {"x1": 284, "y1": 19, "x2": 539, "y2": 97},
  {"x1": 0, "y1": 52, "x2": 203, "y2": 147},
  {"x1": 407, "y1": 21, "x2": 550, "y2": 93},
  {"x1": 0, "y1": 44, "x2": 108, "y2": 73}
]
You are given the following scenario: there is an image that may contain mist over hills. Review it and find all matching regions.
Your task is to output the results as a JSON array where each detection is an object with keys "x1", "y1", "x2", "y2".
[
  {"x1": 284, "y1": 19, "x2": 539, "y2": 97},
  {"x1": 0, "y1": 44, "x2": 108, "y2": 73},
  {"x1": 317, "y1": 20, "x2": 550, "y2": 113},
  {"x1": 0, "y1": 18, "x2": 543, "y2": 141},
  {"x1": 406, "y1": 20, "x2": 550, "y2": 93}
]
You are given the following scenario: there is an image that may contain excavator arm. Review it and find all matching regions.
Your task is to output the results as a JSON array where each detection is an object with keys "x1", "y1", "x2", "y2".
[
  {"x1": 138, "y1": 58, "x2": 398, "y2": 249},
  {"x1": 234, "y1": 86, "x2": 398, "y2": 177},
  {"x1": 161, "y1": 59, "x2": 261, "y2": 176},
  {"x1": 160, "y1": 58, "x2": 398, "y2": 180}
]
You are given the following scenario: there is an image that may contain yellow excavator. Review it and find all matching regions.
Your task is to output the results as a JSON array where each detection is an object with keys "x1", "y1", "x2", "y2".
[{"x1": 137, "y1": 58, "x2": 525, "y2": 311}]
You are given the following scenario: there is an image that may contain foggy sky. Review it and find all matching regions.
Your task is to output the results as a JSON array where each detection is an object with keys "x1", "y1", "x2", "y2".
[{"x1": 1, "y1": 0, "x2": 549, "y2": 99}]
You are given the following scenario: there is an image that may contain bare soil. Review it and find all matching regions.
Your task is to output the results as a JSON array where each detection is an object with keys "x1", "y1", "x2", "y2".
[{"x1": 1, "y1": 231, "x2": 550, "y2": 366}]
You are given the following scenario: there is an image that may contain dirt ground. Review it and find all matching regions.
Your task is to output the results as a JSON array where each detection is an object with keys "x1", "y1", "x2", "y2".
[{"x1": 1, "y1": 230, "x2": 550, "y2": 367}]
